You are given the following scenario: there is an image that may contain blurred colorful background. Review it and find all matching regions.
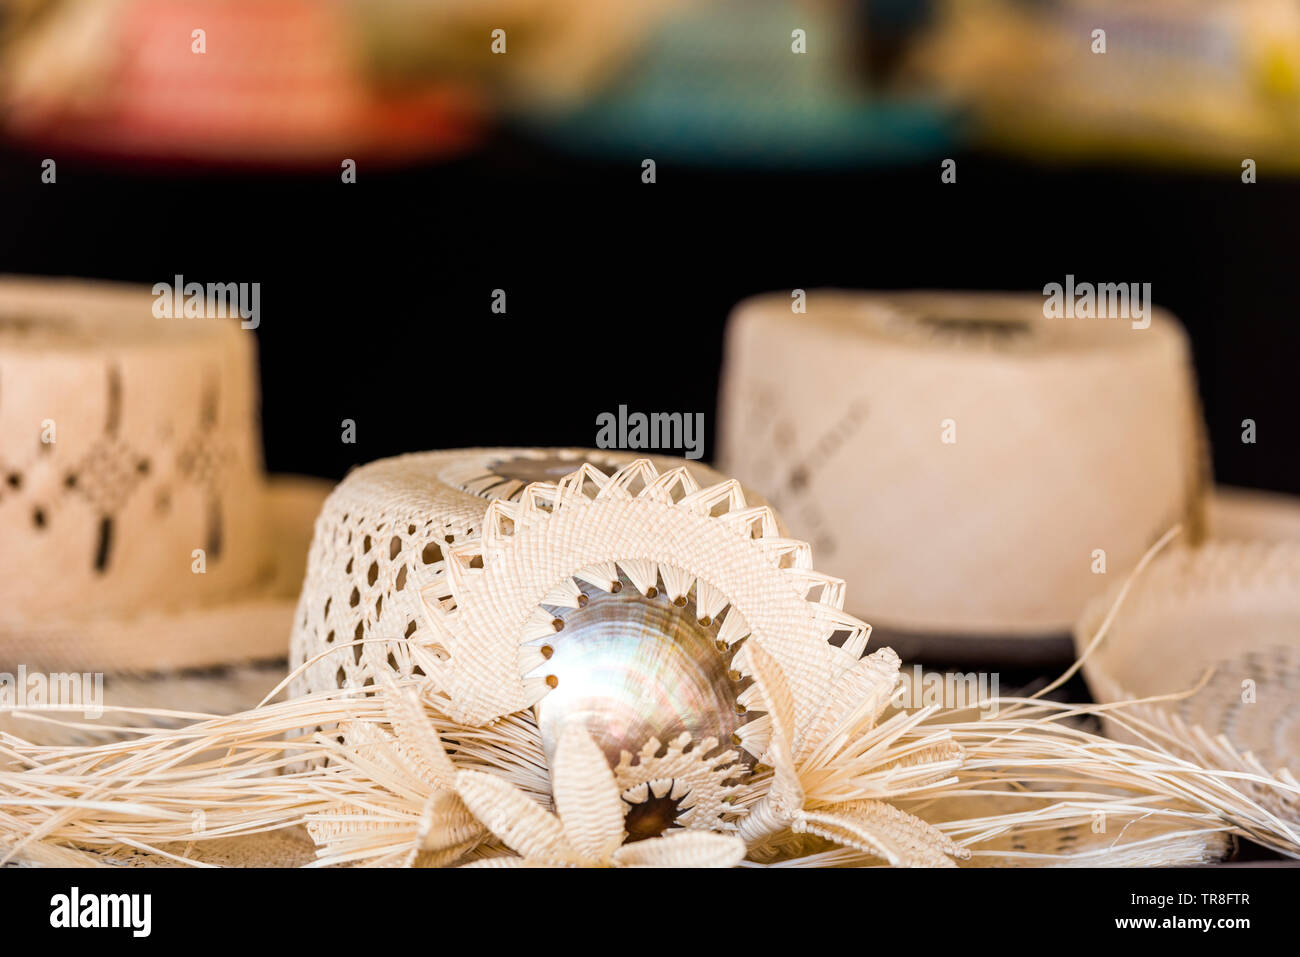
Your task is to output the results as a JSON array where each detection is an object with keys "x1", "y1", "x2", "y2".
[{"x1": 7, "y1": 0, "x2": 1300, "y2": 167}]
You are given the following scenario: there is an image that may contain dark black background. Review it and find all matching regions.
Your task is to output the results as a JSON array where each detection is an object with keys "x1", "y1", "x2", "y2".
[
  {"x1": 1, "y1": 134, "x2": 1295, "y2": 492},
  {"x1": 0, "y1": 861, "x2": 1283, "y2": 942}
]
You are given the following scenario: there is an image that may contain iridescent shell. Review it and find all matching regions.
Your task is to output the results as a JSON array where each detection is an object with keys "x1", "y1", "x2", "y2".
[{"x1": 533, "y1": 577, "x2": 749, "y2": 770}]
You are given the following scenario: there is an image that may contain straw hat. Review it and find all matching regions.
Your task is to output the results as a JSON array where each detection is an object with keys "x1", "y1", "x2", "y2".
[
  {"x1": 717, "y1": 289, "x2": 1207, "y2": 664},
  {"x1": 282, "y1": 450, "x2": 1261, "y2": 866},
  {"x1": 8, "y1": 456, "x2": 1294, "y2": 868},
  {"x1": 1076, "y1": 539, "x2": 1300, "y2": 824},
  {"x1": 287, "y1": 447, "x2": 773, "y2": 707},
  {"x1": 0, "y1": 277, "x2": 329, "y2": 730}
]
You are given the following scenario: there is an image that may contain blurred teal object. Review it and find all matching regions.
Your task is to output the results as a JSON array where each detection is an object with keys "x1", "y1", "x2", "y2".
[{"x1": 515, "y1": 0, "x2": 957, "y2": 167}]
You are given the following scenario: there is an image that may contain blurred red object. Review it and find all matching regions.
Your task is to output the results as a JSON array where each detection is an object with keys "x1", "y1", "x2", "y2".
[{"x1": 2, "y1": 0, "x2": 483, "y2": 167}]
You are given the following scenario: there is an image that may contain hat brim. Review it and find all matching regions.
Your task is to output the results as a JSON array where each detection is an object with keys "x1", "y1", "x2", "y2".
[
  {"x1": 0, "y1": 476, "x2": 329, "y2": 747},
  {"x1": 0, "y1": 475, "x2": 331, "y2": 674},
  {"x1": 1075, "y1": 490, "x2": 1300, "y2": 796},
  {"x1": 1207, "y1": 484, "x2": 1300, "y2": 544}
]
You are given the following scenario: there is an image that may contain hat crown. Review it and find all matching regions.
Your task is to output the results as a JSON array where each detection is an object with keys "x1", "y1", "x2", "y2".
[{"x1": 0, "y1": 278, "x2": 271, "y2": 627}]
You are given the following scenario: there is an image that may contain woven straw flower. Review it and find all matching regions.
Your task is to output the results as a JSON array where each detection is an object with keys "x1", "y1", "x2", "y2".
[
  {"x1": 735, "y1": 639, "x2": 967, "y2": 867},
  {"x1": 411, "y1": 458, "x2": 966, "y2": 866},
  {"x1": 614, "y1": 733, "x2": 744, "y2": 834},
  {"x1": 456, "y1": 722, "x2": 745, "y2": 868}
]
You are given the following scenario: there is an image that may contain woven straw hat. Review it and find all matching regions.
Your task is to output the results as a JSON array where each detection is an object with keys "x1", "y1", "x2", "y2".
[
  {"x1": 0, "y1": 277, "x2": 329, "y2": 690},
  {"x1": 233, "y1": 455, "x2": 1280, "y2": 866},
  {"x1": 6, "y1": 455, "x2": 1295, "y2": 867},
  {"x1": 1076, "y1": 539, "x2": 1300, "y2": 824},
  {"x1": 718, "y1": 289, "x2": 1207, "y2": 664},
  {"x1": 288, "y1": 447, "x2": 771, "y2": 706}
]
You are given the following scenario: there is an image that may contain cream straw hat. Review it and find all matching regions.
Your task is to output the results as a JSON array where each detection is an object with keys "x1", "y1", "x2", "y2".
[
  {"x1": 4, "y1": 457, "x2": 1296, "y2": 868},
  {"x1": 288, "y1": 447, "x2": 767, "y2": 707},
  {"x1": 0, "y1": 277, "x2": 329, "y2": 701},
  {"x1": 1076, "y1": 539, "x2": 1300, "y2": 825},
  {"x1": 718, "y1": 289, "x2": 1207, "y2": 664}
]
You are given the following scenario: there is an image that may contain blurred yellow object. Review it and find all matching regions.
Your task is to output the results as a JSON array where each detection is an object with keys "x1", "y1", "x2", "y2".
[
  {"x1": 1255, "y1": 40, "x2": 1300, "y2": 98},
  {"x1": 911, "y1": 0, "x2": 1300, "y2": 170}
]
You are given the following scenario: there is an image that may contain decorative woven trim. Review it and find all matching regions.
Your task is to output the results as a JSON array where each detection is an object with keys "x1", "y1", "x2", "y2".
[
  {"x1": 455, "y1": 722, "x2": 746, "y2": 868},
  {"x1": 437, "y1": 448, "x2": 652, "y2": 502},
  {"x1": 416, "y1": 458, "x2": 867, "y2": 745},
  {"x1": 287, "y1": 448, "x2": 750, "y2": 709},
  {"x1": 614, "y1": 733, "x2": 745, "y2": 833}
]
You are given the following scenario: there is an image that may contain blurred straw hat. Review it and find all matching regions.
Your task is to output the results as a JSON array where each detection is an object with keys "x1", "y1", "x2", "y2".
[
  {"x1": 1077, "y1": 479, "x2": 1300, "y2": 816},
  {"x1": 718, "y1": 289, "x2": 1207, "y2": 665},
  {"x1": 1209, "y1": 485, "x2": 1300, "y2": 544},
  {"x1": 1077, "y1": 537, "x2": 1300, "y2": 824},
  {"x1": 0, "y1": 277, "x2": 330, "y2": 739}
]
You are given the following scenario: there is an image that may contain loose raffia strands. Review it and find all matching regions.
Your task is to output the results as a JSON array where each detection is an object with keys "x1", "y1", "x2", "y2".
[
  {"x1": 4, "y1": 675, "x2": 1296, "y2": 867},
  {"x1": 2, "y1": 460, "x2": 1298, "y2": 867}
]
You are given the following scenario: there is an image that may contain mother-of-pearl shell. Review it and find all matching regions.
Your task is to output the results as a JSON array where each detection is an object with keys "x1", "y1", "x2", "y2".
[{"x1": 534, "y1": 578, "x2": 747, "y2": 769}]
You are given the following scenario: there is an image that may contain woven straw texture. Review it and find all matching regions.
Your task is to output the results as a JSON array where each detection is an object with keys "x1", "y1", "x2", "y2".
[
  {"x1": 5, "y1": 459, "x2": 1296, "y2": 868},
  {"x1": 3, "y1": 826, "x2": 320, "y2": 868},
  {"x1": 1077, "y1": 541, "x2": 1300, "y2": 809},
  {"x1": 0, "y1": 660, "x2": 287, "y2": 749},
  {"x1": 718, "y1": 289, "x2": 1207, "y2": 638},
  {"x1": 0, "y1": 276, "x2": 329, "y2": 673},
  {"x1": 288, "y1": 449, "x2": 743, "y2": 703},
  {"x1": 0, "y1": 278, "x2": 266, "y2": 622},
  {"x1": 409, "y1": 458, "x2": 866, "y2": 736}
]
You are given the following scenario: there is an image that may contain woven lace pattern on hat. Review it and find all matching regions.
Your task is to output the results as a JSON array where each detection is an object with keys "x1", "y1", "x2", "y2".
[
  {"x1": 287, "y1": 449, "x2": 721, "y2": 703},
  {"x1": 0, "y1": 298, "x2": 268, "y2": 628}
]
